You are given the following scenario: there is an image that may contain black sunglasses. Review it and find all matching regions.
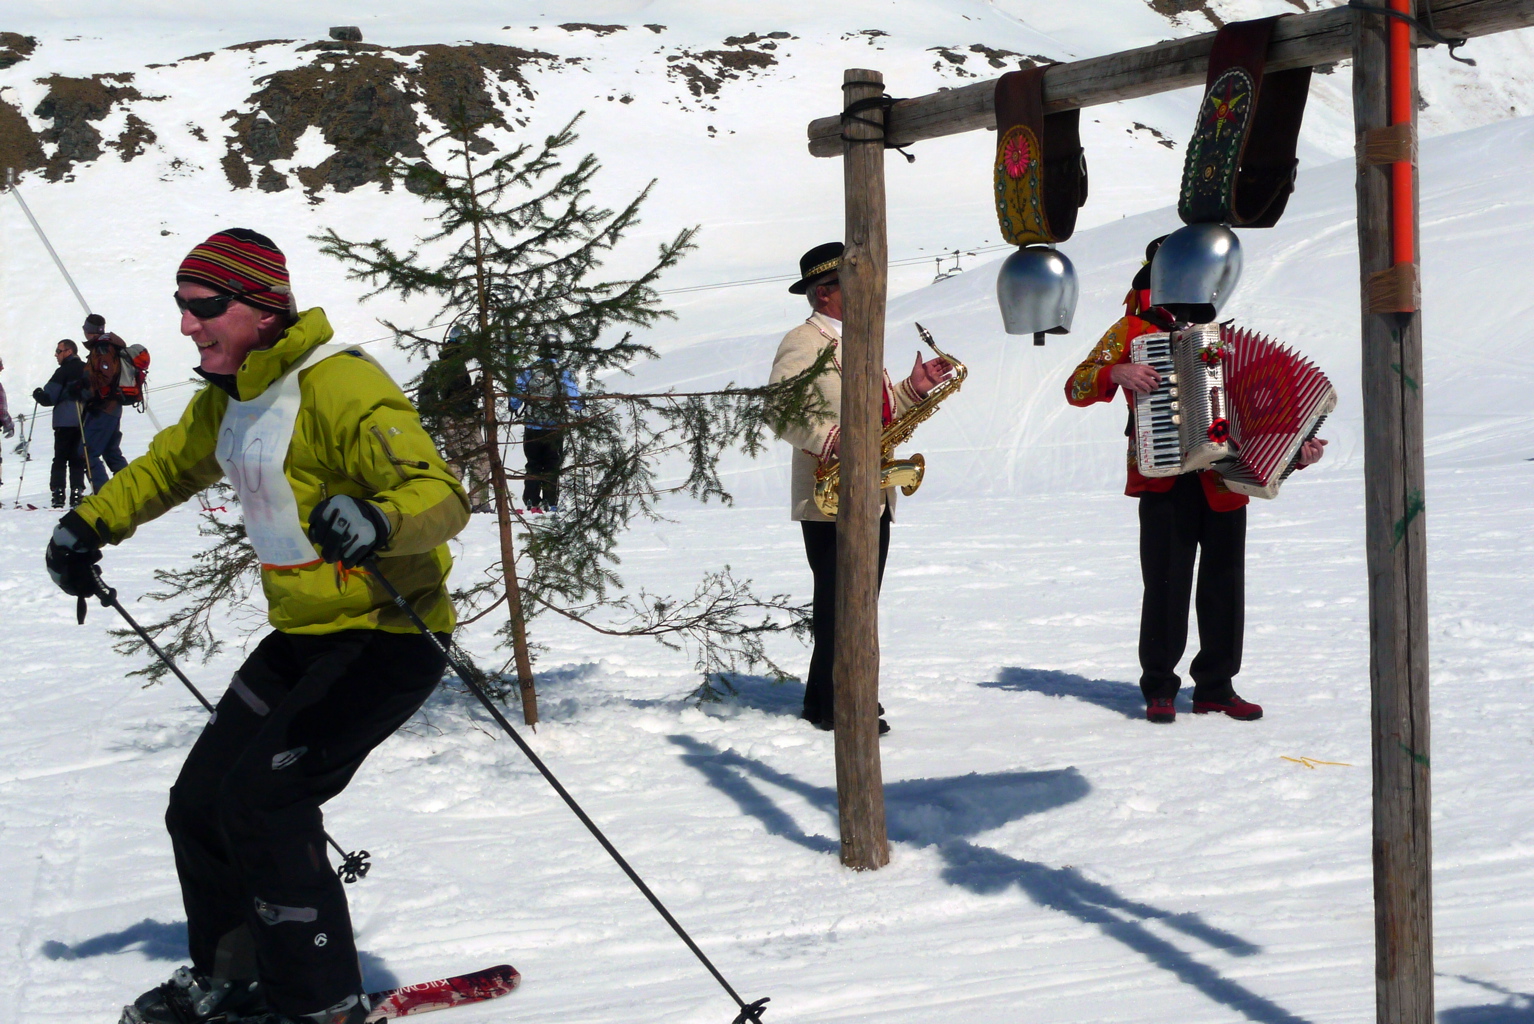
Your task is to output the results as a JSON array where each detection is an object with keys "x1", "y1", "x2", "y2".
[{"x1": 174, "y1": 288, "x2": 256, "y2": 320}]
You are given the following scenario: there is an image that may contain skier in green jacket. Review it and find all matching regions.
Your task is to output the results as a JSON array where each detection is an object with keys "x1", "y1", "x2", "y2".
[{"x1": 44, "y1": 229, "x2": 470, "y2": 1024}]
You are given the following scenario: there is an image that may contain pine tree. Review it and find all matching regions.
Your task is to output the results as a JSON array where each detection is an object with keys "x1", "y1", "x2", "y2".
[
  {"x1": 116, "y1": 110, "x2": 832, "y2": 709},
  {"x1": 316, "y1": 110, "x2": 832, "y2": 714}
]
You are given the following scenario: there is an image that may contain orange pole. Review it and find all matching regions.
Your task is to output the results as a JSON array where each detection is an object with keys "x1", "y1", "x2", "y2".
[{"x1": 1389, "y1": 0, "x2": 1415, "y2": 269}]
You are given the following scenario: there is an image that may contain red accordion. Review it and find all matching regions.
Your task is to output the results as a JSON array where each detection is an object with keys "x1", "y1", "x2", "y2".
[{"x1": 1131, "y1": 323, "x2": 1335, "y2": 499}]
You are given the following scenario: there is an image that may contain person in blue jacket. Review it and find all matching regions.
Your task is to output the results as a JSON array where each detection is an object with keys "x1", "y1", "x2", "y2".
[
  {"x1": 32, "y1": 338, "x2": 88, "y2": 507},
  {"x1": 508, "y1": 344, "x2": 579, "y2": 512}
]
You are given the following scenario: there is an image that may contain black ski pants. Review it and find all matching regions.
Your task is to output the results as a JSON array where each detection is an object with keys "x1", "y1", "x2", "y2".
[
  {"x1": 522, "y1": 426, "x2": 562, "y2": 508},
  {"x1": 49, "y1": 426, "x2": 85, "y2": 502},
  {"x1": 165, "y1": 629, "x2": 446, "y2": 1014},
  {"x1": 1137, "y1": 473, "x2": 1245, "y2": 702},
  {"x1": 800, "y1": 507, "x2": 891, "y2": 724}
]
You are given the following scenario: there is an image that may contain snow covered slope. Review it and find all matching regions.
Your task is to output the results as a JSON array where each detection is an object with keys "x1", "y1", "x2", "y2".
[{"x1": 4, "y1": 7, "x2": 1534, "y2": 1024}]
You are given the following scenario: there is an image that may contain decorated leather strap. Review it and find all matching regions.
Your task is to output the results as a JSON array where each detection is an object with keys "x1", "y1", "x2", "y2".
[
  {"x1": 993, "y1": 67, "x2": 1088, "y2": 246},
  {"x1": 1178, "y1": 16, "x2": 1312, "y2": 229}
]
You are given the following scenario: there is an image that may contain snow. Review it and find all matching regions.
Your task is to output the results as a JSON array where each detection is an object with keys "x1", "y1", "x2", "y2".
[{"x1": 4, "y1": 3, "x2": 1534, "y2": 1023}]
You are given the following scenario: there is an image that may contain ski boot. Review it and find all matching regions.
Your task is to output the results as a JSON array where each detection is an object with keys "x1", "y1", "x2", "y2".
[
  {"x1": 120, "y1": 967, "x2": 265, "y2": 1024},
  {"x1": 51, "y1": 487, "x2": 65, "y2": 509},
  {"x1": 69, "y1": 487, "x2": 85, "y2": 507}
]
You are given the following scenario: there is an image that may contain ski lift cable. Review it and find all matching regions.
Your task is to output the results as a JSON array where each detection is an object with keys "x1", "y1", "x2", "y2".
[
  {"x1": 6, "y1": 173, "x2": 92, "y2": 317},
  {"x1": 657, "y1": 242, "x2": 1013, "y2": 296}
]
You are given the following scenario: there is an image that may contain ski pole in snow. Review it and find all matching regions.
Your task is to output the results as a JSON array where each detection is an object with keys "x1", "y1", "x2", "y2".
[
  {"x1": 363, "y1": 555, "x2": 771, "y2": 1024},
  {"x1": 12, "y1": 401, "x2": 38, "y2": 506},
  {"x1": 80, "y1": 564, "x2": 373, "y2": 884}
]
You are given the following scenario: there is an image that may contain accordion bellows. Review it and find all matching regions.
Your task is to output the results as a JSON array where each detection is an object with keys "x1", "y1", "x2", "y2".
[{"x1": 1131, "y1": 323, "x2": 1336, "y2": 500}]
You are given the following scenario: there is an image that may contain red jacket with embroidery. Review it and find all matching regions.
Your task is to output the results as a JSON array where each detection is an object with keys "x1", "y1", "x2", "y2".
[{"x1": 1064, "y1": 291, "x2": 1248, "y2": 513}]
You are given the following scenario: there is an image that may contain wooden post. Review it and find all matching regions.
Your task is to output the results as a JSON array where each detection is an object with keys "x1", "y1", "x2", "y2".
[
  {"x1": 1352, "y1": 6, "x2": 1433, "y2": 1022},
  {"x1": 833, "y1": 67, "x2": 891, "y2": 871}
]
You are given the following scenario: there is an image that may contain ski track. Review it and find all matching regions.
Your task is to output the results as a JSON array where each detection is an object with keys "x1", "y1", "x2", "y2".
[{"x1": 3, "y1": 461, "x2": 1533, "y2": 1023}]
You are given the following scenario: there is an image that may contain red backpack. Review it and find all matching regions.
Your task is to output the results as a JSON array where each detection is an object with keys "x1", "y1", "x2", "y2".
[{"x1": 119, "y1": 343, "x2": 150, "y2": 407}]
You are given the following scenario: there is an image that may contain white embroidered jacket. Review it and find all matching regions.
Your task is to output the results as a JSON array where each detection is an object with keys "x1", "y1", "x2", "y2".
[{"x1": 768, "y1": 312, "x2": 921, "y2": 523}]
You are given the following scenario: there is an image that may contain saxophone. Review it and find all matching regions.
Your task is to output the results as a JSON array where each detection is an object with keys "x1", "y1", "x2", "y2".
[{"x1": 813, "y1": 322, "x2": 967, "y2": 518}]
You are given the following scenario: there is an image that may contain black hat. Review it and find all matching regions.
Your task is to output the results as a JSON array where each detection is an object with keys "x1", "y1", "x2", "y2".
[
  {"x1": 86, "y1": 332, "x2": 125, "y2": 351},
  {"x1": 83, "y1": 313, "x2": 106, "y2": 333},
  {"x1": 789, "y1": 241, "x2": 844, "y2": 295},
  {"x1": 1131, "y1": 234, "x2": 1170, "y2": 294}
]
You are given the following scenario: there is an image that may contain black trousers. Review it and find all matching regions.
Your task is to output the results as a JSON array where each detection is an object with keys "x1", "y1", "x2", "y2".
[
  {"x1": 165, "y1": 629, "x2": 446, "y2": 1014},
  {"x1": 50, "y1": 426, "x2": 85, "y2": 501},
  {"x1": 522, "y1": 426, "x2": 563, "y2": 508},
  {"x1": 800, "y1": 507, "x2": 891, "y2": 723},
  {"x1": 1137, "y1": 474, "x2": 1245, "y2": 702}
]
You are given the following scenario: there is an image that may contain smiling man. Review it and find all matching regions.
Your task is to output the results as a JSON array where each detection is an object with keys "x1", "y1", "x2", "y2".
[{"x1": 42, "y1": 229, "x2": 469, "y2": 1024}]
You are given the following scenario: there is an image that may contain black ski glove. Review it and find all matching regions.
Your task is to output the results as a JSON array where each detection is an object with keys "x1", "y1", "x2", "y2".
[
  {"x1": 308, "y1": 495, "x2": 392, "y2": 569},
  {"x1": 32, "y1": 387, "x2": 50, "y2": 406},
  {"x1": 46, "y1": 510, "x2": 104, "y2": 597}
]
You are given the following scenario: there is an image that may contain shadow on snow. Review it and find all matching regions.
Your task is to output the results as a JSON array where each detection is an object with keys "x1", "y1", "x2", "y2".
[
  {"x1": 981, "y1": 667, "x2": 1171, "y2": 720},
  {"x1": 1441, "y1": 975, "x2": 1534, "y2": 1024},
  {"x1": 670, "y1": 734, "x2": 1309, "y2": 1024},
  {"x1": 40, "y1": 919, "x2": 400, "y2": 990}
]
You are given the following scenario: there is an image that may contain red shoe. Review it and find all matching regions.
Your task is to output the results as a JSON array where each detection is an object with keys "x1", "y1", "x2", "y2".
[
  {"x1": 1192, "y1": 693, "x2": 1263, "y2": 720},
  {"x1": 1146, "y1": 697, "x2": 1176, "y2": 724}
]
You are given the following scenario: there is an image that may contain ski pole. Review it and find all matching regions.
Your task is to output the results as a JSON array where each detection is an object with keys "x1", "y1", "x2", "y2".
[
  {"x1": 362, "y1": 555, "x2": 770, "y2": 1024},
  {"x1": 80, "y1": 564, "x2": 372, "y2": 883},
  {"x1": 12, "y1": 401, "x2": 38, "y2": 506}
]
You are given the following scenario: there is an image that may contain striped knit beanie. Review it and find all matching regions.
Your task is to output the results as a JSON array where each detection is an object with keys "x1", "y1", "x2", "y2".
[{"x1": 176, "y1": 228, "x2": 294, "y2": 315}]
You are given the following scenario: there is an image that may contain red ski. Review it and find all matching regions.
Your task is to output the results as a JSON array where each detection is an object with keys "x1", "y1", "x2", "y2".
[{"x1": 364, "y1": 965, "x2": 521, "y2": 1022}]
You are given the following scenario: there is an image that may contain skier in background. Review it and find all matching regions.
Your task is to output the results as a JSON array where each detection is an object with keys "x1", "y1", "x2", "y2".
[
  {"x1": 0, "y1": 356, "x2": 14, "y2": 485},
  {"x1": 508, "y1": 341, "x2": 580, "y2": 513},
  {"x1": 81, "y1": 322, "x2": 133, "y2": 491},
  {"x1": 43, "y1": 228, "x2": 469, "y2": 1024},
  {"x1": 416, "y1": 327, "x2": 492, "y2": 511},
  {"x1": 33, "y1": 337, "x2": 88, "y2": 507}
]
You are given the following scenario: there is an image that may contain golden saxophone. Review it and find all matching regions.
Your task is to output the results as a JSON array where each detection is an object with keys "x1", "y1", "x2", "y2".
[{"x1": 813, "y1": 322, "x2": 966, "y2": 518}]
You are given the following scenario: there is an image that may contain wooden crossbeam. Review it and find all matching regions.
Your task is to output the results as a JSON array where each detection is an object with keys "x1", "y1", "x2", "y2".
[{"x1": 807, "y1": 0, "x2": 1534, "y2": 157}]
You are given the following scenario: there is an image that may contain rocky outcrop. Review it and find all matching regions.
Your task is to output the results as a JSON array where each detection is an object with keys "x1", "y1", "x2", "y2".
[
  {"x1": 0, "y1": 31, "x2": 36, "y2": 69},
  {"x1": 0, "y1": 93, "x2": 44, "y2": 180},
  {"x1": 33, "y1": 73, "x2": 159, "y2": 180},
  {"x1": 928, "y1": 44, "x2": 1050, "y2": 77},
  {"x1": 220, "y1": 42, "x2": 560, "y2": 195},
  {"x1": 664, "y1": 34, "x2": 787, "y2": 109}
]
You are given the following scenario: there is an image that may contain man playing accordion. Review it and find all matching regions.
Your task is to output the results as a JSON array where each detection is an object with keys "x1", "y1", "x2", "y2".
[{"x1": 1065, "y1": 235, "x2": 1326, "y2": 724}]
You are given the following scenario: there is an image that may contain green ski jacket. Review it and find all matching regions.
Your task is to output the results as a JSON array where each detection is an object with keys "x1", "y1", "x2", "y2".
[{"x1": 76, "y1": 308, "x2": 469, "y2": 635}]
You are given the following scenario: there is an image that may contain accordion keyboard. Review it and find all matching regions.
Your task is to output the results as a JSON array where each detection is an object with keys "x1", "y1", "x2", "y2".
[{"x1": 1130, "y1": 332, "x2": 1183, "y2": 475}]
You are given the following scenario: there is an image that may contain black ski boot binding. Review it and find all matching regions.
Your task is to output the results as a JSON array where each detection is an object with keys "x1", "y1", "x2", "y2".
[{"x1": 120, "y1": 967, "x2": 264, "y2": 1024}]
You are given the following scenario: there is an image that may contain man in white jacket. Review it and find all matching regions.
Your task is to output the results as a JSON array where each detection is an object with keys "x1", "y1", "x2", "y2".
[{"x1": 768, "y1": 242, "x2": 949, "y2": 733}]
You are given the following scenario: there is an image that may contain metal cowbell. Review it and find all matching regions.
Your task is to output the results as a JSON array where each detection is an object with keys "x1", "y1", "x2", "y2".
[
  {"x1": 1150, "y1": 223, "x2": 1243, "y2": 321},
  {"x1": 996, "y1": 244, "x2": 1078, "y2": 343}
]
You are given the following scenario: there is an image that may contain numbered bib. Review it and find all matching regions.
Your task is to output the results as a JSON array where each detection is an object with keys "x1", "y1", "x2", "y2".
[{"x1": 216, "y1": 344, "x2": 353, "y2": 569}]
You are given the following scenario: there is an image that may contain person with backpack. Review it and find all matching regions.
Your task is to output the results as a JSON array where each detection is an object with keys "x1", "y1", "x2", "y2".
[
  {"x1": 33, "y1": 338, "x2": 89, "y2": 507},
  {"x1": 416, "y1": 329, "x2": 491, "y2": 511},
  {"x1": 81, "y1": 316, "x2": 139, "y2": 491},
  {"x1": 43, "y1": 228, "x2": 468, "y2": 1024},
  {"x1": 508, "y1": 342, "x2": 580, "y2": 512}
]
